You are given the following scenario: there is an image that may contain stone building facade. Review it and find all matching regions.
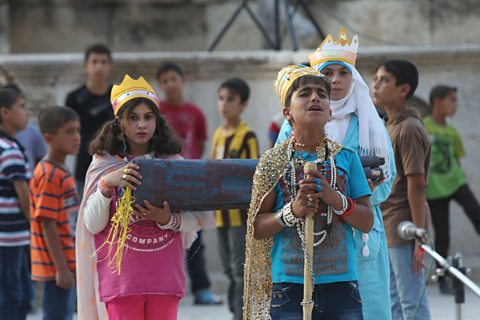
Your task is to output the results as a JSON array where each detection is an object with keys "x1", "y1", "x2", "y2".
[{"x1": 1, "y1": 0, "x2": 480, "y2": 53}]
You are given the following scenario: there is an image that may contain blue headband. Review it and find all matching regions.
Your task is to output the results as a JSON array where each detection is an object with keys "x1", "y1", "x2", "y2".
[{"x1": 317, "y1": 61, "x2": 352, "y2": 74}]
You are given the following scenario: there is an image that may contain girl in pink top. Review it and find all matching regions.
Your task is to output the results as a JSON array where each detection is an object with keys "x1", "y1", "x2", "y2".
[{"x1": 76, "y1": 75, "x2": 215, "y2": 320}]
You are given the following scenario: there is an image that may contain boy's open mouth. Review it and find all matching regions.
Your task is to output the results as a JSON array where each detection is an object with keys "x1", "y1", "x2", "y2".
[{"x1": 308, "y1": 105, "x2": 322, "y2": 111}]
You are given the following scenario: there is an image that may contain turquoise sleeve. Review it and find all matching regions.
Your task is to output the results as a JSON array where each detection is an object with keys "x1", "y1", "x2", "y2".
[{"x1": 275, "y1": 119, "x2": 293, "y2": 146}]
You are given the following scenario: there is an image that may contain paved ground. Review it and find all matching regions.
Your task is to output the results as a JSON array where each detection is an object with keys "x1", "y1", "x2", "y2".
[
  {"x1": 27, "y1": 273, "x2": 480, "y2": 320},
  {"x1": 177, "y1": 288, "x2": 480, "y2": 320},
  {"x1": 27, "y1": 238, "x2": 480, "y2": 319}
]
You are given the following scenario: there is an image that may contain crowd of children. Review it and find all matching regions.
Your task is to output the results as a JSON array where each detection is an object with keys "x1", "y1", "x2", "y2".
[{"x1": 1, "y1": 27, "x2": 479, "y2": 320}]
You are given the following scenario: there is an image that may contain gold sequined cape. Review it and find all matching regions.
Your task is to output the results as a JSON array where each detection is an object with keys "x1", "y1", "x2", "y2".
[{"x1": 243, "y1": 138, "x2": 343, "y2": 319}]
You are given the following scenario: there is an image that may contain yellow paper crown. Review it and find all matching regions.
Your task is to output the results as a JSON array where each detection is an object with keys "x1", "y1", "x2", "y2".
[
  {"x1": 111, "y1": 74, "x2": 160, "y2": 115},
  {"x1": 308, "y1": 28, "x2": 359, "y2": 68},
  {"x1": 274, "y1": 64, "x2": 324, "y2": 106}
]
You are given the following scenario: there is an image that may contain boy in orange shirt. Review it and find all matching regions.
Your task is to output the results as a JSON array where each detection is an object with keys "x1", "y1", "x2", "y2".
[{"x1": 30, "y1": 106, "x2": 81, "y2": 319}]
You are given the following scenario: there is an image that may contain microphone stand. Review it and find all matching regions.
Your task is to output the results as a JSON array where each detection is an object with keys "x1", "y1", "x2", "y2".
[
  {"x1": 419, "y1": 241, "x2": 480, "y2": 320},
  {"x1": 452, "y1": 254, "x2": 467, "y2": 320}
]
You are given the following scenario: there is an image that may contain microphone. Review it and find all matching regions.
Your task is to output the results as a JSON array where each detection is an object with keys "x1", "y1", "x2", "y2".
[
  {"x1": 363, "y1": 167, "x2": 383, "y2": 181},
  {"x1": 360, "y1": 155, "x2": 385, "y2": 169},
  {"x1": 397, "y1": 221, "x2": 428, "y2": 241},
  {"x1": 360, "y1": 156, "x2": 385, "y2": 182}
]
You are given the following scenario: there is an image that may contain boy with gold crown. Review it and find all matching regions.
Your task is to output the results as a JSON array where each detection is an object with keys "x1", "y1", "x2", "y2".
[
  {"x1": 243, "y1": 64, "x2": 373, "y2": 319},
  {"x1": 75, "y1": 74, "x2": 214, "y2": 320},
  {"x1": 276, "y1": 28, "x2": 395, "y2": 320}
]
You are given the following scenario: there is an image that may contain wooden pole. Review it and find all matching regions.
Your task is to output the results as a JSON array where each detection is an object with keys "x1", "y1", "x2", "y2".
[
  {"x1": 302, "y1": 162, "x2": 317, "y2": 319},
  {"x1": 303, "y1": 211, "x2": 314, "y2": 320}
]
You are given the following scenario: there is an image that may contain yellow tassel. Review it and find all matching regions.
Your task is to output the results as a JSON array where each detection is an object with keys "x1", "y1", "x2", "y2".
[{"x1": 94, "y1": 187, "x2": 135, "y2": 274}]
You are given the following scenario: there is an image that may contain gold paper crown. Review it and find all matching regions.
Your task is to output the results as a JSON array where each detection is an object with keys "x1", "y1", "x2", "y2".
[
  {"x1": 111, "y1": 74, "x2": 160, "y2": 115},
  {"x1": 274, "y1": 64, "x2": 324, "y2": 106},
  {"x1": 308, "y1": 28, "x2": 359, "y2": 68}
]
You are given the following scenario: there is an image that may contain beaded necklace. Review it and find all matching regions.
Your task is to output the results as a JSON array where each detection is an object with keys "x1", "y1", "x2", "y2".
[
  {"x1": 286, "y1": 137, "x2": 338, "y2": 290},
  {"x1": 286, "y1": 137, "x2": 337, "y2": 244}
]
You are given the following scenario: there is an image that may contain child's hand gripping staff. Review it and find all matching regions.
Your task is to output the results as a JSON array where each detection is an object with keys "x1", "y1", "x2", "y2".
[{"x1": 301, "y1": 161, "x2": 318, "y2": 320}]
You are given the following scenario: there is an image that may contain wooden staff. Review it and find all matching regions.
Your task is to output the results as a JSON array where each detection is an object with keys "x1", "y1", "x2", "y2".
[{"x1": 302, "y1": 161, "x2": 317, "y2": 320}]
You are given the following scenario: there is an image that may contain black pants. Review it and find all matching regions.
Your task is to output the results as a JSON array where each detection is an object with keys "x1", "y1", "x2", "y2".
[
  {"x1": 217, "y1": 226, "x2": 246, "y2": 320},
  {"x1": 186, "y1": 231, "x2": 211, "y2": 293},
  {"x1": 428, "y1": 184, "x2": 480, "y2": 259}
]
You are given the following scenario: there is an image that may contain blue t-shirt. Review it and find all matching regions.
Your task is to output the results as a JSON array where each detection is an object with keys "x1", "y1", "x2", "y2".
[{"x1": 271, "y1": 147, "x2": 371, "y2": 284}]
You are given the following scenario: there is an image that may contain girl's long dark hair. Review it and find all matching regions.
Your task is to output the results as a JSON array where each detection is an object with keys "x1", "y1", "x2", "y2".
[{"x1": 89, "y1": 98, "x2": 182, "y2": 157}]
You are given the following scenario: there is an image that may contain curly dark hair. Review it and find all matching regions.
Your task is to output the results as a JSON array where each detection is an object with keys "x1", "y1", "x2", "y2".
[{"x1": 89, "y1": 98, "x2": 182, "y2": 157}]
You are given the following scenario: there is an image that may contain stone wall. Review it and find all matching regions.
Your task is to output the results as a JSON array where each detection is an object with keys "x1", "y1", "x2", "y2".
[
  {"x1": 0, "y1": 1, "x2": 9, "y2": 53},
  {"x1": 1, "y1": 45, "x2": 480, "y2": 257},
  {"x1": 3, "y1": 0, "x2": 480, "y2": 53}
]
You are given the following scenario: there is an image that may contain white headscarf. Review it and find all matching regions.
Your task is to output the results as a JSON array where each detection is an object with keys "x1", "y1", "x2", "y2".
[{"x1": 317, "y1": 61, "x2": 392, "y2": 181}]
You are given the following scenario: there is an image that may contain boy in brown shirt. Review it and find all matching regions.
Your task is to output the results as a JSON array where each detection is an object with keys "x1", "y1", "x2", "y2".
[{"x1": 371, "y1": 60, "x2": 432, "y2": 320}]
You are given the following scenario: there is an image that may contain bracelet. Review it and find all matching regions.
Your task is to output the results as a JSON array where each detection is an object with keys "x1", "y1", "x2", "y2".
[
  {"x1": 100, "y1": 177, "x2": 111, "y2": 190},
  {"x1": 281, "y1": 201, "x2": 301, "y2": 227},
  {"x1": 98, "y1": 177, "x2": 113, "y2": 198},
  {"x1": 332, "y1": 191, "x2": 349, "y2": 215},
  {"x1": 156, "y1": 214, "x2": 181, "y2": 231},
  {"x1": 340, "y1": 197, "x2": 356, "y2": 218},
  {"x1": 274, "y1": 209, "x2": 287, "y2": 227}
]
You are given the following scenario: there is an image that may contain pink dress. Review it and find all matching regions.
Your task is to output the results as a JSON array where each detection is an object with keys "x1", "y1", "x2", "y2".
[
  {"x1": 76, "y1": 154, "x2": 215, "y2": 320},
  {"x1": 94, "y1": 203, "x2": 185, "y2": 302}
]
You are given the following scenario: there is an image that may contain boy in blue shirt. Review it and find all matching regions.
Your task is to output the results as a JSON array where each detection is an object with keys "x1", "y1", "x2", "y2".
[
  {"x1": 243, "y1": 65, "x2": 373, "y2": 319},
  {"x1": 276, "y1": 29, "x2": 395, "y2": 319}
]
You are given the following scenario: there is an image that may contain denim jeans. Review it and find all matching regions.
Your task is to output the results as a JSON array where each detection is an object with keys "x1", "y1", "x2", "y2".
[
  {"x1": 42, "y1": 281, "x2": 76, "y2": 320},
  {"x1": 0, "y1": 246, "x2": 31, "y2": 320},
  {"x1": 389, "y1": 244, "x2": 431, "y2": 320},
  {"x1": 22, "y1": 247, "x2": 35, "y2": 313},
  {"x1": 270, "y1": 281, "x2": 363, "y2": 320}
]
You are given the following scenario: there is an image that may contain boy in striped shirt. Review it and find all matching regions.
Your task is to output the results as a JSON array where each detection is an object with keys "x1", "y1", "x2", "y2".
[
  {"x1": 211, "y1": 78, "x2": 259, "y2": 320},
  {"x1": 30, "y1": 106, "x2": 81, "y2": 319},
  {"x1": 0, "y1": 88, "x2": 31, "y2": 319}
]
